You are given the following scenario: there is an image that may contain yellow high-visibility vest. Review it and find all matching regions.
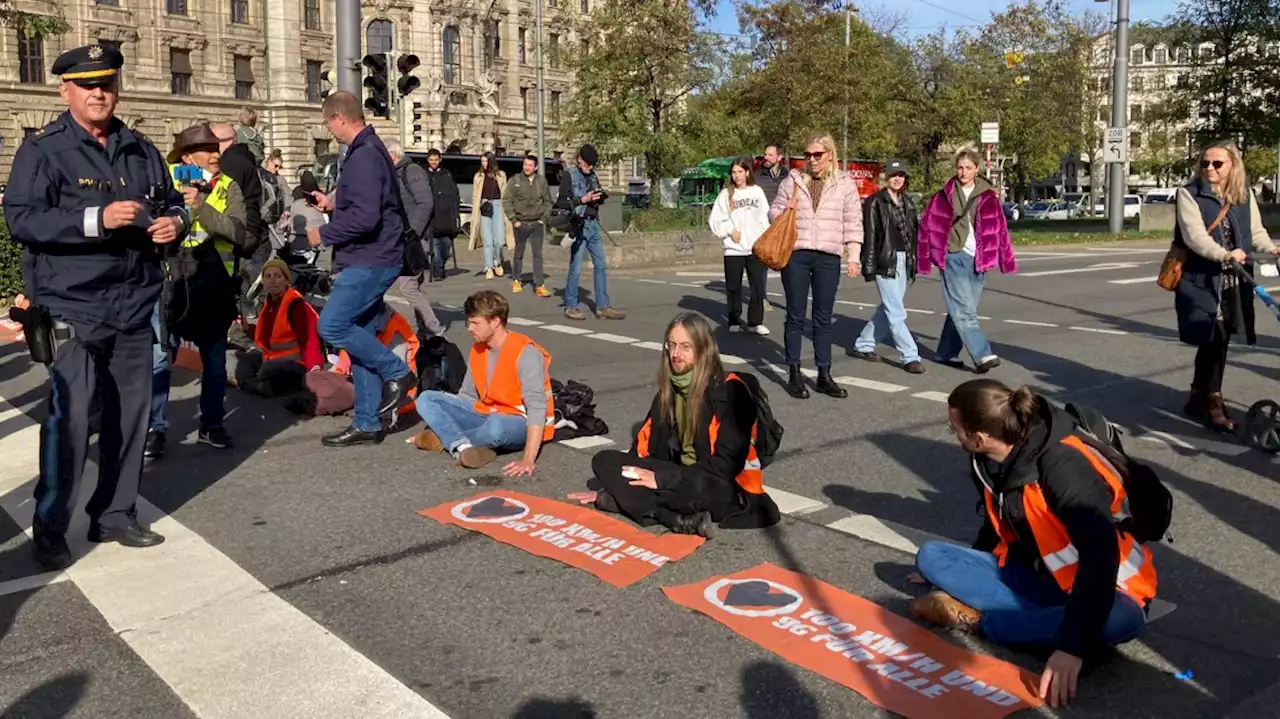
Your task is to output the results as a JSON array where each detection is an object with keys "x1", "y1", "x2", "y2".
[{"x1": 170, "y1": 164, "x2": 236, "y2": 276}]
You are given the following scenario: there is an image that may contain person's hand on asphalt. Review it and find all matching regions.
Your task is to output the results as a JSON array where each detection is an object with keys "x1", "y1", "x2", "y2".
[
  {"x1": 1038, "y1": 650, "x2": 1082, "y2": 708},
  {"x1": 847, "y1": 261, "x2": 861, "y2": 277},
  {"x1": 623, "y1": 466, "x2": 658, "y2": 490},
  {"x1": 147, "y1": 216, "x2": 181, "y2": 245},
  {"x1": 310, "y1": 191, "x2": 333, "y2": 212},
  {"x1": 181, "y1": 186, "x2": 201, "y2": 208},
  {"x1": 503, "y1": 459, "x2": 536, "y2": 477},
  {"x1": 567, "y1": 491, "x2": 598, "y2": 505},
  {"x1": 1227, "y1": 248, "x2": 1247, "y2": 264},
  {"x1": 102, "y1": 200, "x2": 142, "y2": 230},
  {"x1": 307, "y1": 226, "x2": 323, "y2": 248}
]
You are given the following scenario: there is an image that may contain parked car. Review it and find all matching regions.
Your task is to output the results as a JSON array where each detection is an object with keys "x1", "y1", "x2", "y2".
[
  {"x1": 1092, "y1": 194, "x2": 1143, "y2": 219},
  {"x1": 1026, "y1": 201, "x2": 1078, "y2": 220},
  {"x1": 624, "y1": 179, "x2": 651, "y2": 209},
  {"x1": 1003, "y1": 202, "x2": 1022, "y2": 222},
  {"x1": 1144, "y1": 188, "x2": 1178, "y2": 204}
]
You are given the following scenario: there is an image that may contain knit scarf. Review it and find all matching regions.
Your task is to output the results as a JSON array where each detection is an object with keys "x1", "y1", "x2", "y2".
[{"x1": 670, "y1": 371, "x2": 697, "y2": 466}]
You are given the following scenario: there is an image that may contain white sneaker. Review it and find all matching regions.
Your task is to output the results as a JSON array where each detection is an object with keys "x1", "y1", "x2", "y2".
[
  {"x1": 728, "y1": 324, "x2": 743, "y2": 333},
  {"x1": 750, "y1": 325, "x2": 771, "y2": 336}
]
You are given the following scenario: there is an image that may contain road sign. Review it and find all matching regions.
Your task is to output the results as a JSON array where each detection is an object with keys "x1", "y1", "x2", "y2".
[
  {"x1": 1105, "y1": 127, "x2": 1128, "y2": 163},
  {"x1": 981, "y1": 122, "x2": 1000, "y2": 145}
]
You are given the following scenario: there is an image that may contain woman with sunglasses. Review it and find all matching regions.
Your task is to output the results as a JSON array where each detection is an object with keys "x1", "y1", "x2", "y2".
[
  {"x1": 1173, "y1": 140, "x2": 1280, "y2": 433},
  {"x1": 769, "y1": 134, "x2": 864, "y2": 400}
]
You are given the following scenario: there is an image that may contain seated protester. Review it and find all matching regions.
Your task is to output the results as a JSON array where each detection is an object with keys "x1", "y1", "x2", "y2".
[
  {"x1": 236, "y1": 259, "x2": 322, "y2": 398},
  {"x1": 912, "y1": 379, "x2": 1158, "y2": 709},
  {"x1": 412, "y1": 290, "x2": 553, "y2": 473},
  {"x1": 151, "y1": 123, "x2": 250, "y2": 454},
  {"x1": 568, "y1": 312, "x2": 781, "y2": 537}
]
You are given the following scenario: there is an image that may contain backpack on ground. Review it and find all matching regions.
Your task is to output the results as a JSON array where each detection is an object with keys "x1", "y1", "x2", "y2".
[
  {"x1": 416, "y1": 334, "x2": 465, "y2": 394},
  {"x1": 1062, "y1": 402, "x2": 1174, "y2": 544},
  {"x1": 728, "y1": 371, "x2": 783, "y2": 469}
]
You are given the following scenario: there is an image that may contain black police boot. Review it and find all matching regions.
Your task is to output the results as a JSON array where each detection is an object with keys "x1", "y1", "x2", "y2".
[
  {"x1": 786, "y1": 365, "x2": 810, "y2": 399},
  {"x1": 144, "y1": 429, "x2": 166, "y2": 459},
  {"x1": 88, "y1": 520, "x2": 165, "y2": 548},
  {"x1": 815, "y1": 368, "x2": 848, "y2": 398},
  {"x1": 322, "y1": 425, "x2": 386, "y2": 448},
  {"x1": 378, "y1": 373, "x2": 418, "y2": 416},
  {"x1": 32, "y1": 522, "x2": 72, "y2": 571}
]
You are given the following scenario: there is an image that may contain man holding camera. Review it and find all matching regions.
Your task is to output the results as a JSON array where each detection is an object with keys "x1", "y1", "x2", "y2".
[
  {"x1": 3, "y1": 45, "x2": 187, "y2": 568},
  {"x1": 557, "y1": 144, "x2": 625, "y2": 321}
]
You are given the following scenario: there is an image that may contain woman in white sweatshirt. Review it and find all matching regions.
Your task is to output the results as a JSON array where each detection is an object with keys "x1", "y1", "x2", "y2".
[{"x1": 709, "y1": 157, "x2": 771, "y2": 334}]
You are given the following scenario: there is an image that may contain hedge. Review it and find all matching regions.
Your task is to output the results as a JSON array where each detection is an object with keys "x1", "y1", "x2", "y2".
[{"x1": 0, "y1": 218, "x2": 22, "y2": 303}]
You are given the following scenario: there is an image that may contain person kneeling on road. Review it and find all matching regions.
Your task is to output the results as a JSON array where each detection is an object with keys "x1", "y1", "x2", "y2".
[
  {"x1": 569, "y1": 312, "x2": 781, "y2": 537},
  {"x1": 236, "y1": 259, "x2": 322, "y2": 398},
  {"x1": 912, "y1": 379, "x2": 1159, "y2": 709},
  {"x1": 413, "y1": 290, "x2": 554, "y2": 474}
]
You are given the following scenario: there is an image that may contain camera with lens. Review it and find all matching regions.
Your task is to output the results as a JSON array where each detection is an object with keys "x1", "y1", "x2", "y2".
[{"x1": 590, "y1": 188, "x2": 609, "y2": 204}]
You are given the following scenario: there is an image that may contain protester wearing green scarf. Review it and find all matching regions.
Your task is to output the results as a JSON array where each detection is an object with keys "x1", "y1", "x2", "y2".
[{"x1": 670, "y1": 370, "x2": 698, "y2": 466}]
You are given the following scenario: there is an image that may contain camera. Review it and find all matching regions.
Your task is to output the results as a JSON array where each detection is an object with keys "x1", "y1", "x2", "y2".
[{"x1": 590, "y1": 188, "x2": 609, "y2": 203}]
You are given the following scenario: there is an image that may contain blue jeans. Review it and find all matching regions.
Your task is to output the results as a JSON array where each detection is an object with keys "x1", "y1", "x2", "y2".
[
  {"x1": 150, "y1": 330, "x2": 228, "y2": 432},
  {"x1": 430, "y1": 236, "x2": 451, "y2": 272},
  {"x1": 480, "y1": 200, "x2": 506, "y2": 270},
  {"x1": 915, "y1": 541, "x2": 1147, "y2": 649},
  {"x1": 414, "y1": 391, "x2": 529, "y2": 454},
  {"x1": 855, "y1": 251, "x2": 920, "y2": 363},
  {"x1": 318, "y1": 265, "x2": 410, "y2": 433},
  {"x1": 781, "y1": 249, "x2": 841, "y2": 368},
  {"x1": 937, "y1": 251, "x2": 994, "y2": 363},
  {"x1": 564, "y1": 219, "x2": 611, "y2": 310}
]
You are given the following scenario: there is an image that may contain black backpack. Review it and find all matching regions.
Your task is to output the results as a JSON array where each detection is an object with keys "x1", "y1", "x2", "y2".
[
  {"x1": 1062, "y1": 402, "x2": 1173, "y2": 544},
  {"x1": 728, "y1": 372, "x2": 783, "y2": 469},
  {"x1": 416, "y1": 334, "x2": 465, "y2": 394}
]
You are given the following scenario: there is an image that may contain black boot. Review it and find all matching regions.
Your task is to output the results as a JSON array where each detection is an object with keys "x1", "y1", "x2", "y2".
[
  {"x1": 672, "y1": 511, "x2": 716, "y2": 538},
  {"x1": 786, "y1": 365, "x2": 810, "y2": 399},
  {"x1": 815, "y1": 368, "x2": 848, "y2": 398}
]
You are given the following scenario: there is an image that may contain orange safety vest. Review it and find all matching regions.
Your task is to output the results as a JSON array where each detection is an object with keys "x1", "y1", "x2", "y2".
[
  {"x1": 635, "y1": 372, "x2": 765, "y2": 496},
  {"x1": 336, "y1": 309, "x2": 421, "y2": 415},
  {"x1": 254, "y1": 288, "x2": 318, "y2": 364},
  {"x1": 981, "y1": 434, "x2": 1158, "y2": 607},
  {"x1": 469, "y1": 331, "x2": 556, "y2": 441}
]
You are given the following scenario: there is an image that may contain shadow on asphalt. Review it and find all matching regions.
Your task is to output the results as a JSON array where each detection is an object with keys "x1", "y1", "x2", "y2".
[
  {"x1": 740, "y1": 660, "x2": 821, "y2": 719},
  {"x1": 1, "y1": 671, "x2": 89, "y2": 718},
  {"x1": 509, "y1": 694, "x2": 597, "y2": 718}
]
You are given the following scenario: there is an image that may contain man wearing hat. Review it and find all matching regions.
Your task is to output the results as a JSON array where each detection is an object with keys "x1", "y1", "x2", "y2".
[
  {"x1": 554, "y1": 144, "x2": 626, "y2": 321},
  {"x1": 851, "y1": 159, "x2": 924, "y2": 374},
  {"x1": 3, "y1": 44, "x2": 188, "y2": 568},
  {"x1": 148, "y1": 123, "x2": 250, "y2": 458}
]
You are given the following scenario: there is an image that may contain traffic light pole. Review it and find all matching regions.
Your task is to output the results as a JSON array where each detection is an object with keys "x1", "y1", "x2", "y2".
[
  {"x1": 1106, "y1": 0, "x2": 1129, "y2": 234},
  {"x1": 535, "y1": 0, "x2": 546, "y2": 176},
  {"x1": 335, "y1": 0, "x2": 361, "y2": 95}
]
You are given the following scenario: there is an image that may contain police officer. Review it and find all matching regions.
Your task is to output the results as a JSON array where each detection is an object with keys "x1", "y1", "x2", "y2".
[{"x1": 2, "y1": 44, "x2": 186, "y2": 570}]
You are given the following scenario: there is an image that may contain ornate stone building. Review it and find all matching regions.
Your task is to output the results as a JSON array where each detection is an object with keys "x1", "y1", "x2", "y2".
[{"x1": 0, "y1": 0, "x2": 637, "y2": 184}]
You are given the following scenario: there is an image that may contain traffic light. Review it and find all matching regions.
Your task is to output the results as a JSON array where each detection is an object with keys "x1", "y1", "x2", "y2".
[
  {"x1": 362, "y1": 53, "x2": 389, "y2": 117},
  {"x1": 397, "y1": 54, "x2": 421, "y2": 97},
  {"x1": 410, "y1": 102, "x2": 425, "y2": 145},
  {"x1": 321, "y1": 69, "x2": 337, "y2": 99}
]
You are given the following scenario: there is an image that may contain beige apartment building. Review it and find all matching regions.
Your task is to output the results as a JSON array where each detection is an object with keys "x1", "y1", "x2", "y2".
[{"x1": 0, "y1": 0, "x2": 636, "y2": 184}]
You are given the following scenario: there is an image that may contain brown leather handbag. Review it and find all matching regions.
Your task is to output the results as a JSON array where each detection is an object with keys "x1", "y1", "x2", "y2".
[
  {"x1": 753, "y1": 197, "x2": 799, "y2": 271},
  {"x1": 1157, "y1": 202, "x2": 1230, "y2": 291}
]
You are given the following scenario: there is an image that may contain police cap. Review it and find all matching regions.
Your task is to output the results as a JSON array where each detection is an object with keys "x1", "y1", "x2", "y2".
[{"x1": 51, "y1": 44, "x2": 124, "y2": 87}]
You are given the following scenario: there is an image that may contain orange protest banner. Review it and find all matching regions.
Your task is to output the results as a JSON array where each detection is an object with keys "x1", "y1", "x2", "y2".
[
  {"x1": 421, "y1": 490, "x2": 705, "y2": 587},
  {"x1": 664, "y1": 563, "x2": 1043, "y2": 719}
]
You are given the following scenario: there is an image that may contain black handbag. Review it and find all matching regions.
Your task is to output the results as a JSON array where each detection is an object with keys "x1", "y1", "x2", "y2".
[{"x1": 479, "y1": 200, "x2": 494, "y2": 218}]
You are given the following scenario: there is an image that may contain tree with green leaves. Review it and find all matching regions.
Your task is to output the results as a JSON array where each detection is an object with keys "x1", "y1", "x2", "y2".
[
  {"x1": 896, "y1": 30, "x2": 985, "y2": 191},
  {"x1": 1, "y1": 2, "x2": 69, "y2": 39}
]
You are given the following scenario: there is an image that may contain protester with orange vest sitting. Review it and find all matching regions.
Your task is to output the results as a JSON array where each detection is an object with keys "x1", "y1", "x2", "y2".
[
  {"x1": 568, "y1": 312, "x2": 781, "y2": 537},
  {"x1": 235, "y1": 259, "x2": 322, "y2": 397},
  {"x1": 413, "y1": 290, "x2": 554, "y2": 472},
  {"x1": 912, "y1": 379, "x2": 1159, "y2": 709}
]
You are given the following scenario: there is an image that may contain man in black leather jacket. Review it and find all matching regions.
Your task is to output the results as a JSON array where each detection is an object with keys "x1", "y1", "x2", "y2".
[{"x1": 852, "y1": 159, "x2": 922, "y2": 373}]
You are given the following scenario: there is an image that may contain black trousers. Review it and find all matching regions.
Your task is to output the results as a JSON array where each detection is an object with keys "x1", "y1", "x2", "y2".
[
  {"x1": 590, "y1": 449, "x2": 739, "y2": 527},
  {"x1": 1192, "y1": 323, "x2": 1230, "y2": 394},
  {"x1": 725, "y1": 254, "x2": 766, "y2": 327},
  {"x1": 36, "y1": 325, "x2": 152, "y2": 535},
  {"x1": 513, "y1": 222, "x2": 545, "y2": 287},
  {"x1": 234, "y1": 351, "x2": 308, "y2": 397}
]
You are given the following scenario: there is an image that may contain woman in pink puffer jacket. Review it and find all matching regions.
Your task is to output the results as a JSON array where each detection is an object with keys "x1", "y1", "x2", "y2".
[{"x1": 769, "y1": 134, "x2": 864, "y2": 400}]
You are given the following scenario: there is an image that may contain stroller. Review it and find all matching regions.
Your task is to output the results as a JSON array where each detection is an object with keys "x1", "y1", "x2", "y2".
[{"x1": 1237, "y1": 254, "x2": 1280, "y2": 454}]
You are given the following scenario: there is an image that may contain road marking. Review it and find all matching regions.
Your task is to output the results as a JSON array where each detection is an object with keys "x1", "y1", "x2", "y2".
[
  {"x1": 1109, "y1": 276, "x2": 1158, "y2": 285},
  {"x1": 825, "y1": 515, "x2": 920, "y2": 554},
  {"x1": 835, "y1": 300, "x2": 876, "y2": 308},
  {"x1": 765, "y1": 486, "x2": 827, "y2": 516},
  {"x1": 587, "y1": 333, "x2": 640, "y2": 344},
  {"x1": 1069, "y1": 326, "x2": 1128, "y2": 335},
  {"x1": 676, "y1": 271, "x2": 726, "y2": 277},
  {"x1": 632, "y1": 341, "x2": 665, "y2": 351},
  {"x1": 0, "y1": 399, "x2": 452, "y2": 719},
  {"x1": 559, "y1": 436, "x2": 616, "y2": 451},
  {"x1": 1140, "y1": 430, "x2": 1197, "y2": 450},
  {"x1": 834, "y1": 377, "x2": 909, "y2": 393},
  {"x1": 768, "y1": 363, "x2": 817, "y2": 379},
  {"x1": 0, "y1": 570, "x2": 70, "y2": 598},
  {"x1": 767, "y1": 292, "x2": 783, "y2": 297},
  {"x1": 720, "y1": 354, "x2": 748, "y2": 365},
  {"x1": 912, "y1": 391, "x2": 950, "y2": 403},
  {"x1": 635, "y1": 278, "x2": 670, "y2": 284},
  {"x1": 1004, "y1": 319, "x2": 1059, "y2": 327},
  {"x1": 977, "y1": 315, "x2": 992, "y2": 321},
  {"x1": 671, "y1": 282, "x2": 708, "y2": 288},
  {"x1": 506, "y1": 317, "x2": 544, "y2": 326},
  {"x1": 905, "y1": 308, "x2": 935, "y2": 315},
  {"x1": 1017, "y1": 261, "x2": 1152, "y2": 278},
  {"x1": 540, "y1": 324, "x2": 594, "y2": 335}
]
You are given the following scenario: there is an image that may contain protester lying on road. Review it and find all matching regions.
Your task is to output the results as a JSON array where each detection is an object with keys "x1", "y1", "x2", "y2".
[
  {"x1": 235, "y1": 259, "x2": 322, "y2": 398},
  {"x1": 912, "y1": 379, "x2": 1159, "y2": 709},
  {"x1": 413, "y1": 290, "x2": 555, "y2": 473},
  {"x1": 568, "y1": 312, "x2": 781, "y2": 537}
]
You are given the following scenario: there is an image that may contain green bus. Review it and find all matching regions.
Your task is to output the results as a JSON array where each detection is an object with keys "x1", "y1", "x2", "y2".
[{"x1": 678, "y1": 157, "x2": 736, "y2": 207}]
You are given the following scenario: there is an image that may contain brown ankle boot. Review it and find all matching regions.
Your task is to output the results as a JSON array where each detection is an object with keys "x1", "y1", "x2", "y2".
[
  {"x1": 1184, "y1": 388, "x2": 1208, "y2": 419},
  {"x1": 1206, "y1": 392, "x2": 1236, "y2": 433},
  {"x1": 909, "y1": 591, "x2": 982, "y2": 632}
]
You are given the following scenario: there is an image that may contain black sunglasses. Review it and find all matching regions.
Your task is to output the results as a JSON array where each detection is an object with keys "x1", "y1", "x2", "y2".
[
  {"x1": 804, "y1": 151, "x2": 826, "y2": 160},
  {"x1": 1201, "y1": 160, "x2": 1226, "y2": 170}
]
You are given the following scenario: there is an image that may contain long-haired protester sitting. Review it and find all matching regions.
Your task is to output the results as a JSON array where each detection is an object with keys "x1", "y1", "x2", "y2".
[
  {"x1": 235, "y1": 258, "x2": 322, "y2": 398},
  {"x1": 912, "y1": 379, "x2": 1159, "y2": 708},
  {"x1": 569, "y1": 312, "x2": 780, "y2": 536}
]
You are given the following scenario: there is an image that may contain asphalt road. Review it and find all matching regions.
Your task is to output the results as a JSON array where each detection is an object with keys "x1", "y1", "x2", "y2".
[{"x1": 1, "y1": 239, "x2": 1278, "y2": 719}]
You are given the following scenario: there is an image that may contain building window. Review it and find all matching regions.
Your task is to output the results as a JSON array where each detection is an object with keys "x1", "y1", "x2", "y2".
[
  {"x1": 1176, "y1": 73, "x2": 1189, "y2": 88},
  {"x1": 1199, "y1": 44, "x2": 1215, "y2": 59},
  {"x1": 314, "y1": 139, "x2": 331, "y2": 158},
  {"x1": 231, "y1": 0, "x2": 248, "y2": 24},
  {"x1": 234, "y1": 55, "x2": 254, "y2": 100},
  {"x1": 170, "y1": 48, "x2": 193, "y2": 95},
  {"x1": 549, "y1": 33, "x2": 560, "y2": 68},
  {"x1": 581, "y1": 0, "x2": 588, "y2": 11},
  {"x1": 366, "y1": 18, "x2": 394, "y2": 54},
  {"x1": 305, "y1": 60, "x2": 324, "y2": 102},
  {"x1": 97, "y1": 0, "x2": 120, "y2": 6},
  {"x1": 582, "y1": 38, "x2": 590, "y2": 58},
  {"x1": 443, "y1": 25, "x2": 461, "y2": 84},
  {"x1": 1150, "y1": 74, "x2": 1165, "y2": 90},
  {"x1": 1266, "y1": 42, "x2": 1280, "y2": 58},
  {"x1": 18, "y1": 33, "x2": 44, "y2": 84},
  {"x1": 1131, "y1": 132, "x2": 1142, "y2": 149},
  {"x1": 167, "y1": 0, "x2": 187, "y2": 14},
  {"x1": 1131, "y1": 75, "x2": 1144, "y2": 92},
  {"x1": 1153, "y1": 46, "x2": 1167, "y2": 64},
  {"x1": 521, "y1": 87, "x2": 529, "y2": 119},
  {"x1": 1176, "y1": 46, "x2": 1190, "y2": 63},
  {"x1": 550, "y1": 90, "x2": 561, "y2": 118},
  {"x1": 518, "y1": 28, "x2": 527, "y2": 64},
  {"x1": 1098, "y1": 105, "x2": 1110, "y2": 122},
  {"x1": 303, "y1": 0, "x2": 320, "y2": 30},
  {"x1": 1129, "y1": 104, "x2": 1143, "y2": 122},
  {"x1": 548, "y1": 0, "x2": 556, "y2": 7},
  {"x1": 483, "y1": 20, "x2": 500, "y2": 69},
  {"x1": 1129, "y1": 46, "x2": 1144, "y2": 65}
]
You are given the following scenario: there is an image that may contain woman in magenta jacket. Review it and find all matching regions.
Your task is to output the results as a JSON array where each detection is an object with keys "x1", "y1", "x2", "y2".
[{"x1": 917, "y1": 147, "x2": 1016, "y2": 373}]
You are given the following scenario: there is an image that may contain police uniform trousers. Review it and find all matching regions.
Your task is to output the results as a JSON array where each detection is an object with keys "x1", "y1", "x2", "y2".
[{"x1": 35, "y1": 323, "x2": 153, "y2": 535}]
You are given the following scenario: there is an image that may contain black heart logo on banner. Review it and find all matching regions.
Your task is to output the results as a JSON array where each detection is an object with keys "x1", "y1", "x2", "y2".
[
  {"x1": 724, "y1": 581, "x2": 797, "y2": 608},
  {"x1": 466, "y1": 496, "x2": 524, "y2": 519}
]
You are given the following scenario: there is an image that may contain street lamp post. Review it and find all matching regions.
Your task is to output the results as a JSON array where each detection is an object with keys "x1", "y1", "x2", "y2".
[
  {"x1": 1105, "y1": 0, "x2": 1130, "y2": 234},
  {"x1": 535, "y1": 0, "x2": 546, "y2": 176},
  {"x1": 335, "y1": 0, "x2": 361, "y2": 95}
]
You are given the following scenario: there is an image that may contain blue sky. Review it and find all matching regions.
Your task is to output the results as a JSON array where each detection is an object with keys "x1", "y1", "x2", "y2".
[{"x1": 705, "y1": 0, "x2": 1173, "y2": 39}]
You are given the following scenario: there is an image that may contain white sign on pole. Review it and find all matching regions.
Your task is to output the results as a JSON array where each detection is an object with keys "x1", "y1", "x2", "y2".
[
  {"x1": 1104, "y1": 128, "x2": 1128, "y2": 163},
  {"x1": 981, "y1": 122, "x2": 1000, "y2": 145}
]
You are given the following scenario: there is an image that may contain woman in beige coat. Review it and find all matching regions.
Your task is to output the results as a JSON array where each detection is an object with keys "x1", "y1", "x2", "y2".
[{"x1": 468, "y1": 152, "x2": 516, "y2": 279}]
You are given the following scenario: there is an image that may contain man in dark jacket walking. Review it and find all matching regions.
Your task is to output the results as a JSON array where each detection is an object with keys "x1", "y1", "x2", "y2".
[
  {"x1": 754, "y1": 144, "x2": 786, "y2": 206},
  {"x1": 387, "y1": 141, "x2": 443, "y2": 337},
  {"x1": 424, "y1": 148, "x2": 461, "y2": 280},
  {"x1": 503, "y1": 154, "x2": 553, "y2": 296},
  {"x1": 306, "y1": 91, "x2": 415, "y2": 446},
  {"x1": 852, "y1": 159, "x2": 921, "y2": 373}
]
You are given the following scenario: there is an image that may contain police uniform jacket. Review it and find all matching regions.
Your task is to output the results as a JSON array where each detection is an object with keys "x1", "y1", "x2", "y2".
[{"x1": 3, "y1": 112, "x2": 186, "y2": 333}]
